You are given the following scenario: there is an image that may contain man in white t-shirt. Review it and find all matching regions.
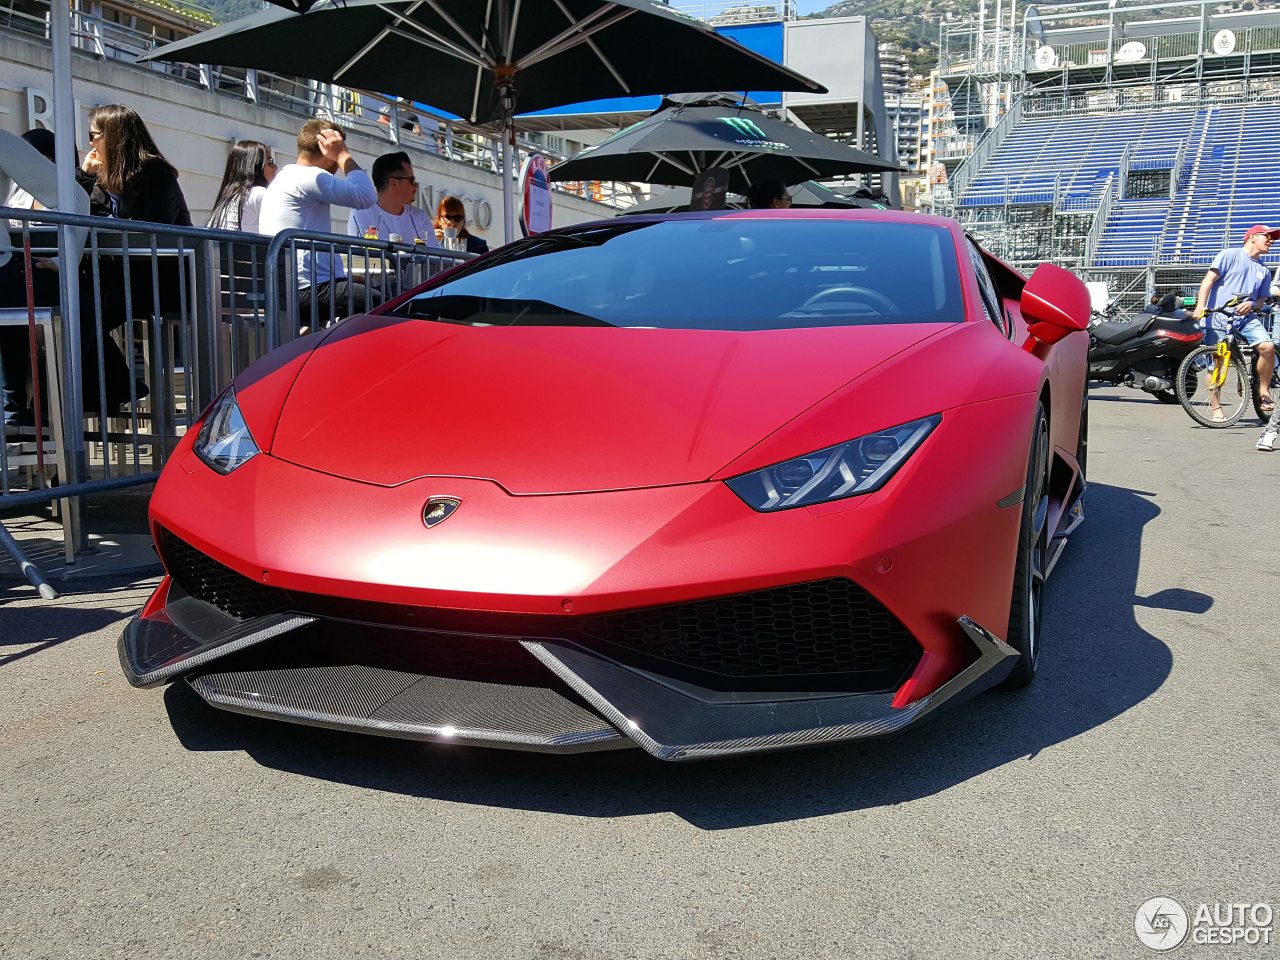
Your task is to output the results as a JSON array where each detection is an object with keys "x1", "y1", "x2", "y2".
[
  {"x1": 347, "y1": 152, "x2": 436, "y2": 297},
  {"x1": 346, "y1": 152, "x2": 435, "y2": 245},
  {"x1": 260, "y1": 119, "x2": 378, "y2": 325}
]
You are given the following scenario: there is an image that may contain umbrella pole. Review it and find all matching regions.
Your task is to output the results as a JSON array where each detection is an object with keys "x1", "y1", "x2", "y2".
[
  {"x1": 497, "y1": 75, "x2": 517, "y2": 246},
  {"x1": 503, "y1": 127, "x2": 516, "y2": 245}
]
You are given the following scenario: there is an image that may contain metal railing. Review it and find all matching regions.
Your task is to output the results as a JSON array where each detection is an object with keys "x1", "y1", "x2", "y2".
[
  {"x1": 1021, "y1": 85, "x2": 1280, "y2": 121},
  {"x1": 1082, "y1": 174, "x2": 1117, "y2": 266},
  {"x1": 1, "y1": 210, "x2": 470, "y2": 587},
  {"x1": 263, "y1": 228, "x2": 470, "y2": 346},
  {"x1": 946, "y1": 95, "x2": 1024, "y2": 207}
]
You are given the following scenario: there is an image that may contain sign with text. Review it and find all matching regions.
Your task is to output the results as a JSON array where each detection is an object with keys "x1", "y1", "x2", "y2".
[{"x1": 519, "y1": 153, "x2": 553, "y2": 235}]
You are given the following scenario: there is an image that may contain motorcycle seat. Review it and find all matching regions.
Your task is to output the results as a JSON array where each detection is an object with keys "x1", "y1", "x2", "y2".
[{"x1": 1094, "y1": 316, "x2": 1155, "y2": 345}]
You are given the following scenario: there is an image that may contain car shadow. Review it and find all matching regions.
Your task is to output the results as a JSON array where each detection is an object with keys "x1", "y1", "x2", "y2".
[{"x1": 162, "y1": 481, "x2": 1195, "y2": 830}]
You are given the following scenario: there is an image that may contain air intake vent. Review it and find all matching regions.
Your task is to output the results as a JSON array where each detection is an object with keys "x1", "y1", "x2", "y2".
[
  {"x1": 578, "y1": 578, "x2": 918, "y2": 681},
  {"x1": 158, "y1": 529, "x2": 291, "y2": 621}
]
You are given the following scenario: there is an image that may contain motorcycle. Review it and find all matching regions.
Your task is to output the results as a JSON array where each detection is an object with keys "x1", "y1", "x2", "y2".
[
  {"x1": 1090, "y1": 298, "x2": 1122, "y2": 328},
  {"x1": 1088, "y1": 300, "x2": 1204, "y2": 404}
]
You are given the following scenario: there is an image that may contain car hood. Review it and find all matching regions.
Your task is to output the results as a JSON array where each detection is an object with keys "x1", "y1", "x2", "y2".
[{"x1": 269, "y1": 315, "x2": 951, "y2": 493}]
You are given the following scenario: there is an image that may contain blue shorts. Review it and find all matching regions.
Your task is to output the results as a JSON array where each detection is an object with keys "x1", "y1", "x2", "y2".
[
  {"x1": 1206, "y1": 316, "x2": 1279, "y2": 347},
  {"x1": 1238, "y1": 317, "x2": 1280, "y2": 348}
]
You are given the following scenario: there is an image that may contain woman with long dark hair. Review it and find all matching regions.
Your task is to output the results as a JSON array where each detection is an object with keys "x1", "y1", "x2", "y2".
[
  {"x1": 82, "y1": 104, "x2": 191, "y2": 226},
  {"x1": 208, "y1": 140, "x2": 277, "y2": 232},
  {"x1": 80, "y1": 105, "x2": 189, "y2": 411}
]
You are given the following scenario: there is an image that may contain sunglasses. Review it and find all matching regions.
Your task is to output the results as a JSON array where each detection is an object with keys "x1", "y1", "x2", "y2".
[
  {"x1": 388, "y1": 175, "x2": 419, "y2": 186},
  {"x1": 442, "y1": 213, "x2": 465, "y2": 222},
  {"x1": 88, "y1": 129, "x2": 103, "y2": 140}
]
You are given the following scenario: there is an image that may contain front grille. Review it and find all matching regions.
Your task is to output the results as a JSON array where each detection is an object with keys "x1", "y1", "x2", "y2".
[
  {"x1": 298, "y1": 578, "x2": 920, "y2": 691},
  {"x1": 158, "y1": 528, "x2": 291, "y2": 621},
  {"x1": 577, "y1": 579, "x2": 918, "y2": 681},
  {"x1": 158, "y1": 530, "x2": 918, "y2": 692}
]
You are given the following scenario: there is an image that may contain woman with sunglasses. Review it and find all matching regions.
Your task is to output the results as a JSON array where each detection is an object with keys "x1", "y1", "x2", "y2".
[
  {"x1": 80, "y1": 105, "x2": 189, "y2": 411},
  {"x1": 434, "y1": 196, "x2": 488, "y2": 255},
  {"x1": 207, "y1": 140, "x2": 277, "y2": 233},
  {"x1": 82, "y1": 104, "x2": 190, "y2": 226}
]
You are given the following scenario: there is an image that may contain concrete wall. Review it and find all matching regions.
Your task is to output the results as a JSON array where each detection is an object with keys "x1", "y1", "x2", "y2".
[
  {"x1": 0, "y1": 32, "x2": 613, "y2": 239},
  {"x1": 784, "y1": 17, "x2": 871, "y2": 107}
]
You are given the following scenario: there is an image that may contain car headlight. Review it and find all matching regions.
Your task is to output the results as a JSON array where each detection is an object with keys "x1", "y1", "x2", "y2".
[
  {"x1": 194, "y1": 389, "x2": 259, "y2": 475},
  {"x1": 725, "y1": 414, "x2": 941, "y2": 512}
]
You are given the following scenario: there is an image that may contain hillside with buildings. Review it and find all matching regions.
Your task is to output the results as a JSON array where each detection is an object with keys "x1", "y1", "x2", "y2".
[{"x1": 806, "y1": 0, "x2": 957, "y2": 74}]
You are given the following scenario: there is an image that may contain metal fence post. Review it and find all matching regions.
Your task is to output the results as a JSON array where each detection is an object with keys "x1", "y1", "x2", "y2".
[{"x1": 192, "y1": 237, "x2": 220, "y2": 412}]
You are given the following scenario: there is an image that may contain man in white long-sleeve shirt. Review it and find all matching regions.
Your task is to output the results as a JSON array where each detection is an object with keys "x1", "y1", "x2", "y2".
[{"x1": 260, "y1": 119, "x2": 378, "y2": 324}]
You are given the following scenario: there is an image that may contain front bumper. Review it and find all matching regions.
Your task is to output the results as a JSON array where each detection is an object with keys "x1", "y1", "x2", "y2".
[
  {"x1": 127, "y1": 391, "x2": 1043, "y2": 759},
  {"x1": 120, "y1": 584, "x2": 1016, "y2": 761}
]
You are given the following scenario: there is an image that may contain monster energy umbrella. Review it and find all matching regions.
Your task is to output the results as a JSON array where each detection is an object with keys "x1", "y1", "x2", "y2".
[
  {"x1": 550, "y1": 102, "x2": 900, "y2": 195},
  {"x1": 138, "y1": 0, "x2": 826, "y2": 242}
]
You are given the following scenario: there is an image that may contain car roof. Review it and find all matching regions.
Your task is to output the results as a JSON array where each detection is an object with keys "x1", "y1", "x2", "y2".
[{"x1": 604, "y1": 207, "x2": 960, "y2": 230}]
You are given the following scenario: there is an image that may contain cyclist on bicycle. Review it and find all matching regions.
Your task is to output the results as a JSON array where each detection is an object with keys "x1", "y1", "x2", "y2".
[{"x1": 1192, "y1": 224, "x2": 1279, "y2": 419}]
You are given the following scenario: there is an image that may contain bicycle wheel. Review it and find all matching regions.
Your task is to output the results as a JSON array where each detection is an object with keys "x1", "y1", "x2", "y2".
[
  {"x1": 1251, "y1": 352, "x2": 1278, "y2": 421},
  {"x1": 1177, "y1": 345, "x2": 1251, "y2": 427}
]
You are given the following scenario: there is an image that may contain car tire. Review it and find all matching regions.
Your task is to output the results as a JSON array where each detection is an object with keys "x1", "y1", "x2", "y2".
[
  {"x1": 1075, "y1": 390, "x2": 1088, "y2": 492},
  {"x1": 999, "y1": 402, "x2": 1050, "y2": 690}
]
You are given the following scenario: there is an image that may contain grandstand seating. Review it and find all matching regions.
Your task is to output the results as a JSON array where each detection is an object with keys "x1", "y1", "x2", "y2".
[{"x1": 954, "y1": 101, "x2": 1280, "y2": 271}]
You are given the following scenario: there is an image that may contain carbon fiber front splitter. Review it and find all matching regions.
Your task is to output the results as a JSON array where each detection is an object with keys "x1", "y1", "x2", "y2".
[{"x1": 120, "y1": 600, "x2": 1018, "y2": 760}]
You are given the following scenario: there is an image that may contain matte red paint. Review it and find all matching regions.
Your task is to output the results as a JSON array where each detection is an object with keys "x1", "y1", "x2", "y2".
[
  {"x1": 269, "y1": 318, "x2": 952, "y2": 493},
  {"x1": 1020, "y1": 262, "x2": 1092, "y2": 347},
  {"x1": 141, "y1": 211, "x2": 1090, "y2": 709}
]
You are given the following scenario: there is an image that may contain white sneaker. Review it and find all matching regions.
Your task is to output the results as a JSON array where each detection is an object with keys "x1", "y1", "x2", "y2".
[{"x1": 1258, "y1": 431, "x2": 1278, "y2": 452}]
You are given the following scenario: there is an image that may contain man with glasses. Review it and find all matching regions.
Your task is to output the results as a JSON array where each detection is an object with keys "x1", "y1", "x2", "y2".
[
  {"x1": 1192, "y1": 224, "x2": 1279, "y2": 422},
  {"x1": 347, "y1": 152, "x2": 435, "y2": 248}
]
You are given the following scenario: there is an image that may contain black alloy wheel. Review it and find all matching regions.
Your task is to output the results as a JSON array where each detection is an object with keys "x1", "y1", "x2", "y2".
[{"x1": 1000, "y1": 403, "x2": 1050, "y2": 690}]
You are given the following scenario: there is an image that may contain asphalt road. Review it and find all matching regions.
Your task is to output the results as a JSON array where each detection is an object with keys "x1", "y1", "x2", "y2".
[{"x1": 1, "y1": 386, "x2": 1276, "y2": 960}]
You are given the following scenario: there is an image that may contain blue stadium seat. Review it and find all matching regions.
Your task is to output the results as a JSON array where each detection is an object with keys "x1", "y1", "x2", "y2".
[{"x1": 955, "y1": 102, "x2": 1280, "y2": 270}]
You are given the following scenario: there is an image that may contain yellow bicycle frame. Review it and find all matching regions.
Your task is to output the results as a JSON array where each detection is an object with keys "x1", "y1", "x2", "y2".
[{"x1": 1210, "y1": 341, "x2": 1232, "y2": 389}]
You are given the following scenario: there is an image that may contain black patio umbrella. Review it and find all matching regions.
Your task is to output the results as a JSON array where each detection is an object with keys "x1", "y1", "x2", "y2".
[
  {"x1": 548, "y1": 102, "x2": 900, "y2": 195},
  {"x1": 138, "y1": 0, "x2": 826, "y2": 241},
  {"x1": 618, "y1": 180, "x2": 884, "y2": 215}
]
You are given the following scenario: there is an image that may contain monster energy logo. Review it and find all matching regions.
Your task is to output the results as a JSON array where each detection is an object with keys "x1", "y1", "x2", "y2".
[
  {"x1": 716, "y1": 117, "x2": 791, "y2": 151},
  {"x1": 719, "y1": 117, "x2": 768, "y2": 139}
]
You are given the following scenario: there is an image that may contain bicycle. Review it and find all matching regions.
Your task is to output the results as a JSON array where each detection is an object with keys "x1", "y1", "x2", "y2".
[{"x1": 1175, "y1": 298, "x2": 1279, "y2": 428}]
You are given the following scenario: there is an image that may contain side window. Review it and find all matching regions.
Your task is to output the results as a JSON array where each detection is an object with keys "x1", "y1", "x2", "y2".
[{"x1": 965, "y1": 238, "x2": 1009, "y2": 336}]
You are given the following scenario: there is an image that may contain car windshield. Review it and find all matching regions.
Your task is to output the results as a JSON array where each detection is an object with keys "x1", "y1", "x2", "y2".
[{"x1": 391, "y1": 218, "x2": 964, "y2": 331}]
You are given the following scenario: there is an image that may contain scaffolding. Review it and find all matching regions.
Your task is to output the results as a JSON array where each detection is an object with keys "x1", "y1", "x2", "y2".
[
  {"x1": 938, "y1": 0, "x2": 1280, "y2": 136},
  {"x1": 934, "y1": 0, "x2": 1280, "y2": 285}
]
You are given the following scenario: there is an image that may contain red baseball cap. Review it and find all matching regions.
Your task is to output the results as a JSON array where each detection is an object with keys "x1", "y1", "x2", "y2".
[{"x1": 1243, "y1": 225, "x2": 1280, "y2": 241}]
